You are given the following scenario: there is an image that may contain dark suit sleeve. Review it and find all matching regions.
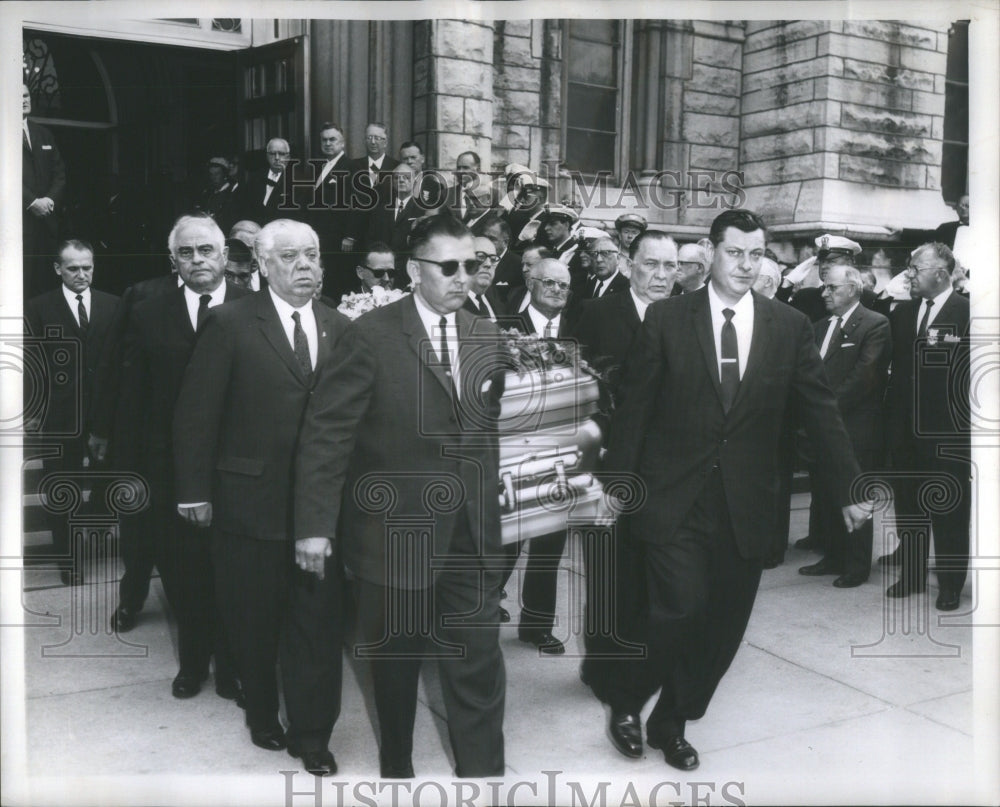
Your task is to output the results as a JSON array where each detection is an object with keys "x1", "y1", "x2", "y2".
[
  {"x1": 172, "y1": 310, "x2": 234, "y2": 504},
  {"x1": 789, "y1": 313, "x2": 862, "y2": 506},
  {"x1": 294, "y1": 323, "x2": 377, "y2": 540},
  {"x1": 90, "y1": 289, "x2": 133, "y2": 440},
  {"x1": 834, "y1": 315, "x2": 891, "y2": 413},
  {"x1": 113, "y1": 305, "x2": 150, "y2": 470},
  {"x1": 603, "y1": 304, "x2": 667, "y2": 476}
]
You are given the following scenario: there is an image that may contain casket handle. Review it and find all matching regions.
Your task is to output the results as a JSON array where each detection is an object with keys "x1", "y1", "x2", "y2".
[{"x1": 500, "y1": 471, "x2": 517, "y2": 512}]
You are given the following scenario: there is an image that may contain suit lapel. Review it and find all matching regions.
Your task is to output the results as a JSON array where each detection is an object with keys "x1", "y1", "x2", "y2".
[
  {"x1": 402, "y1": 295, "x2": 453, "y2": 398},
  {"x1": 691, "y1": 290, "x2": 725, "y2": 409},
  {"x1": 257, "y1": 292, "x2": 309, "y2": 385},
  {"x1": 730, "y1": 293, "x2": 772, "y2": 412},
  {"x1": 313, "y1": 300, "x2": 335, "y2": 378},
  {"x1": 170, "y1": 285, "x2": 195, "y2": 337}
]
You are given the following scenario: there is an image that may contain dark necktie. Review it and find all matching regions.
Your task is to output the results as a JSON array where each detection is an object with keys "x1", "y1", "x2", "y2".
[
  {"x1": 439, "y1": 315, "x2": 452, "y2": 376},
  {"x1": 266, "y1": 177, "x2": 278, "y2": 187},
  {"x1": 23, "y1": 127, "x2": 31, "y2": 152},
  {"x1": 917, "y1": 299, "x2": 934, "y2": 338},
  {"x1": 197, "y1": 294, "x2": 211, "y2": 330},
  {"x1": 471, "y1": 294, "x2": 483, "y2": 313},
  {"x1": 720, "y1": 308, "x2": 740, "y2": 412},
  {"x1": 291, "y1": 311, "x2": 312, "y2": 379},
  {"x1": 544, "y1": 319, "x2": 556, "y2": 339},
  {"x1": 76, "y1": 294, "x2": 89, "y2": 331}
]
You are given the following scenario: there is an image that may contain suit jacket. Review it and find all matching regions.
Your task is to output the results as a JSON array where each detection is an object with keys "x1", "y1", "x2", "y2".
[
  {"x1": 90, "y1": 273, "x2": 179, "y2": 442},
  {"x1": 294, "y1": 295, "x2": 506, "y2": 589},
  {"x1": 813, "y1": 304, "x2": 891, "y2": 461},
  {"x1": 490, "y1": 249, "x2": 524, "y2": 305},
  {"x1": 572, "y1": 291, "x2": 642, "y2": 403},
  {"x1": 309, "y1": 154, "x2": 361, "y2": 255},
  {"x1": 23, "y1": 120, "x2": 66, "y2": 224},
  {"x1": 240, "y1": 168, "x2": 295, "y2": 225},
  {"x1": 885, "y1": 291, "x2": 970, "y2": 460},
  {"x1": 115, "y1": 281, "x2": 249, "y2": 494},
  {"x1": 365, "y1": 194, "x2": 424, "y2": 254},
  {"x1": 933, "y1": 220, "x2": 961, "y2": 249},
  {"x1": 447, "y1": 182, "x2": 490, "y2": 224},
  {"x1": 461, "y1": 288, "x2": 507, "y2": 322},
  {"x1": 172, "y1": 292, "x2": 350, "y2": 539},
  {"x1": 604, "y1": 287, "x2": 860, "y2": 560},
  {"x1": 24, "y1": 287, "x2": 119, "y2": 436},
  {"x1": 581, "y1": 271, "x2": 630, "y2": 301}
]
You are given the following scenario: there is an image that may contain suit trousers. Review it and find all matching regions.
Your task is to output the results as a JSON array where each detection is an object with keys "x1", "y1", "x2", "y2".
[
  {"x1": 117, "y1": 507, "x2": 158, "y2": 612},
  {"x1": 608, "y1": 468, "x2": 763, "y2": 739},
  {"x1": 354, "y1": 515, "x2": 506, "y2": 778},
  {"x1": 212, "y1": 530, "x2": 344, "y2": 749},
  {"x1": 500, "y1": 531, "x2": 567, "y2": 632},
  {"x1": 580, "y1": 522, "x2": 647, "y2": 704},
  {"x1": 889, "y1": 443, "x2": 971, "y2": 593},
  {"x1": 152, "y1": 499, "x2": 234, "y2": 683},
  {"x1": 812, "y1": 447, "x2": 880, "y2": 578}
]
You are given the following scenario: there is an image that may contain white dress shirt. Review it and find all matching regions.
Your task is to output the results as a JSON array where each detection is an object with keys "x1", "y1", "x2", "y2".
[
  {"x1": 22, "y1": 119, "x2": 31, "y2": 150},
  {"x1": 629, "y1": 289, "x2": 650, "y2": 322},
  {"x1": 183, "y1": 282, "x2": 227, "y2": 331},
  {"x1": 917, "y1": 286, "x2": 954, "y2": 334},
  {"x1": 819, "y1": 301, "x2": 860, "y2": 358},
  {"x1": 594, "y1": 269, "x2": 621, "y2": 298},
  {"x1": 951, "y1": 225, "x2": 972, "y2": 272},
  {"x1": 250, "y1": 271, "x2": 261, "y2": 292},
  {"x1": 413, "y1": 292, "x2": 460, "y2": 392},
  {"x1": 526, "y1": 304, "x2": 561, "y2": 337},
  {"x1": 368, "y1": 155, "x2": 385, "y2": 184},
  {"x1": 263, "y1": 170, "x2": 283, "y2": 206},
  {"x1": 707, "y1": 282, "x2": 753, "y2": 380},
  {"x1": 315, "y1": 152, "x2": 345, "y2": 188},
  {"x1": 61, "y1": 285, "x2": 91, "y2": 328},
  {"x1": 268, "y1": 287, "x2": 317, "y2": 369},
  {"x1": 467, "y1": 290, "x2": 497, "y2": 321}
]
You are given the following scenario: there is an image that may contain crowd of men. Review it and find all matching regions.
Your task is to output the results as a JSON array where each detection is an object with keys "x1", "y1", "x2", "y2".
[{"x1": 23, "y1": 109, "x2": 972, "y2": 779}]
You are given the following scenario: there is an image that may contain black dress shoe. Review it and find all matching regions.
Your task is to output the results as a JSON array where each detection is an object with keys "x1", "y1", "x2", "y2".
[
  {"x1": 110, "y1": 605, "x2": 138, "y2": 633},
  {"x1": 379, "y1": 757, "x2": 415, "y2": 779},
  {"x1": 886, "y1": 580, "x2": 926, "y2": 598},
  {"x1": 798, "y1": 559, "x2": 839, "y2": 576},
  {"x1": 251, "y1": 725, "x2": 287, "y2": 751},
  {"x1": 794, "y1": 535, "x2": 818, "y2": 550},
  {"x1": 60, "y1": 569, "x2": 84, "y2": 586},
  {"x1": 498, "y1": 606, "x2": 511, "y2": 624},
  {"x1": 878, "y1": 550, "x2": 903, "y2": 567},
  {"x1": 608, "y1": 710, "x2": 643, "y2": 758},
  {"x1": 289, "y1": 748, "x2": 337, "y2": 777},
  {"x1": 171, "y1": 672, "x2": 205, "y2": 699},
  {"x1": 649, "y1": 735, "x2": 699, "y2": 771},
  {"x1": 833, "y1": 572, "x2": 868, "y2": 588},
  {"x1": 518, "y1": 629, "x2": 565, "y2": 655},
  {"x1": 216, "y1": 679, "x2": 246, "y2": 709},
  {"x1": 935, "y1": 589, "x2": 961, "y2": 611},
  {"x1": 762, "y1": 556, "x2": 782, "y2": 570}
]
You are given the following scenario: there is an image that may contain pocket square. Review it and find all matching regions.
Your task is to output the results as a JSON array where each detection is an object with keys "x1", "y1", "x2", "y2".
[
  {"x1": 841, "y1": 342, "x2": 855, "y2": 347},
  {"x1": 41, "y1": 145, "x2": 52, "y2": 150}
]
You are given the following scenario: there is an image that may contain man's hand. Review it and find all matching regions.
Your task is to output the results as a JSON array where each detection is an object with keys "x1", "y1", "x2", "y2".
[
  {"x1": 593, "y1": 490, "x2": 623, "y2": 526},
  {"x1": 295, "y1": 537, "x2": 332, "y2": 580},
  {"x1": 27, "y1": 197, "x2": 55, "y2": 216},
  {"x1": 178, "y1": 502, "x2": 213, "y2": 527},
  {"x1": 87, "y1": 434, "x2": 109, "y2": 463},
  {"x1": 842, "y1": 502, "x2": 872, "y2": 533}
]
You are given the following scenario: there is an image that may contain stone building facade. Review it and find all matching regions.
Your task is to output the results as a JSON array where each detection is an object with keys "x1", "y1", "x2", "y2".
[{"x1": 20, "y1": 14, "x2": 968, "y2": 264}]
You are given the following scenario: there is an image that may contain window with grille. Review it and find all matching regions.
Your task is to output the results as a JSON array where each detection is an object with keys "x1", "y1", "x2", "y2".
[{"x1": 942, "y1": 20, "x2": 968, "y2": 204}]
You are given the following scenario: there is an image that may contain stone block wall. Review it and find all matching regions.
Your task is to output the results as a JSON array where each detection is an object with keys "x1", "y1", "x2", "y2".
[
  {"x1": 740, "y1": 19, "x2": 953, "y2": 231},
  {"x1": 412, "y1": 20, "x2": 495, "y2": 173}
]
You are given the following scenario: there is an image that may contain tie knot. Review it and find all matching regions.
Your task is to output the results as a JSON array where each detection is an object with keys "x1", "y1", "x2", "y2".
[
  {"x1": 292, "y1": 311, "x2": 301, "y2": 324},
  {"x1": 76, "y1": 294, "x2": 83, "y2": 302},
  {"x1": 723, "y1": 308, "x2": 735, "y2": 322},
  {"x1": 439, "y1": 315, "x2": 448, "y2": 329},
  {"x1": 926, "y1": 299, "x2": 934, "y2": 309},
  {"x1": 199, "y1": 294, "x2": 211, "y2": 305}
]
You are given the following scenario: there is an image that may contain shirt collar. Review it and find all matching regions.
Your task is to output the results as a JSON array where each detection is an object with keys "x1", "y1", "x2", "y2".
[
  {"x1": 267, "y1": 285, "x2": 313, "y2": 318},
  {"x1": 925, "y1": 285, "x2": 953, "y2": 311},
  {"x1": 413, "y1": 289, "x2": 457, "y2": 337},
  {"x1": 527, "y1": 303, "x2": 561, "y2": 333},
  {"x1": 629, "y1": 288, "x2": 650, "y2": 322},
  {"x1": 707, "y1": 281, "x2": 753, "y2": 319},
  {"x1": 184, "y1": 280, "x2": 227, "y2": 307},
  {"x1": 267, "y1": 169, "x2": 282, "y2": 181},
  {"x1": 835, "y1": 301, "x2": 861, "y2": 322},
  {"x1": 61, "y1": 284, "x2": 90, "y2": 308},
  {"x1": 597, "y1": 269, "x2": 620, "y2": 291},
  {"x1": 369, "y1": 155, "x2": 384, "y2": 169}
]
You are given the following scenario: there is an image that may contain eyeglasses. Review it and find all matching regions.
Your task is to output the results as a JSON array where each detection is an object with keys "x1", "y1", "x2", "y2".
[
  {"x1": 176, "y1": 245, "x2": 220, "y2": 260},
  {"x1": 362, "y1": 266, "x2": 393, "y2": 277},
  {"x1": 365, "y1": 135, "x2": 388, "y2": 142},
  {"x1": 412, "y1": 256, "x2": 479, "y2": 277},
  {"x1": 590, "y1": 250, "x2": 619, "y2": 259},
  {"x1": 534, "y1": 278, "x2": 571, "y2": 292},
  {"x1": 266, "y1": 150, "x2": 290, "y2": 157},
  {"x1": 475, "y1": 253, "x2": 499, "y2": 265},
  {"x1": 821, "y1": 283, "x2": 850, "y2": 292}
]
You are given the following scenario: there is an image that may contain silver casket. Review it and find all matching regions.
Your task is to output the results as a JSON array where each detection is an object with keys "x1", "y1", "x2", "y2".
[{"x1": 497, "y1": 361, "x2": 605, "y2": 544}]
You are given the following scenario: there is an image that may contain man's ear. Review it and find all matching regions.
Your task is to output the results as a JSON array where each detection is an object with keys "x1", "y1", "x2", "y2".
[
  {"x1": 356, "y1": 266, "x2": 365, "y2": 280},
  {"x1": 406, "y1": 259, "x2": 420, "y2": 287}
]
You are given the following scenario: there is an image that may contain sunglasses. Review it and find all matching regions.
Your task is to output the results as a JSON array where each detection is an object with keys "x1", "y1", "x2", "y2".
[
  {"x1": 412, "y1": 256, "x2": 479, "y2": 277},
  {"x1": 362, "y1": 266, "x2": 393, "y2": 277}
]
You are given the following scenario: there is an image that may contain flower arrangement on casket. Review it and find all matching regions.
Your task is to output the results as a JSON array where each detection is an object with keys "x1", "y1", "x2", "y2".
[
  {"x1": 497, "y1": 330, "x2": 606, "y2": 544},
  {"x1": 337, "y1": 285, "x2": 409, "y2": 320}
]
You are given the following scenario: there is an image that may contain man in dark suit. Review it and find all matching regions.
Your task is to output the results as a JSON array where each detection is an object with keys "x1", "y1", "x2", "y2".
[
  {"x1": 25, "y1": 240, "x2": 119, "y2": 584},
  {"x1": 173, "y1": 219, "x2": 349, "y2": 773},
  {"x1": 240, "y1": 138, "x2": 293, "y2": 225},
  {"x1": 448, "y1": 151, "x2": 489, "y2": 225},
  {"x1": 580, "y1": 235, "x2": 630, "y2": 301},
  {"x1": 473, "y1": 214, "x2": 521, "y2": 306},
  {"x1": 798, "y1": 265, "x2": 891, "y2": 588},
  {"x1": 116, "y1": 215, "x2": 248, "y2": 699},
  {"x1": 294, "y1": 214, "x2": 507, "y2": 779},
  {"x1": 572, "y1": 231, "x2": 679, "y2": 700},
  {"x1": 496, "y1": 259, "x2": 574, "y2": 653},
  {"x1": 882, "y1": 242, "x2": 970, "y2": 612},
  {"x1": 365, "y1": 163, "x2": 425, "y2": 285},
  {"x1": 933, "y1": 194, "x2": 968, "y2": 250},
  {"x1": 310, "y1": 123, "x2": 359, "y2": 300},
  {"x1": 599, "y1": 209, "x2": 869, "y2": 771},
  {"x1": 462, "y1": 236, "x2": 506, "y2": 322},
  {"x1": 22, "y1": 84, "x2": 67, "y2": 298},
  {"x1": 344, "y1": 242, "x2": 397, "y2": 300}
]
